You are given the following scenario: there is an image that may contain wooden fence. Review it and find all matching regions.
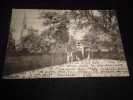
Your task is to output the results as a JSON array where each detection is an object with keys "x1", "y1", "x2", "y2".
[{"x1": 3, "y1": 53, "x2": 67, "y2": 75}]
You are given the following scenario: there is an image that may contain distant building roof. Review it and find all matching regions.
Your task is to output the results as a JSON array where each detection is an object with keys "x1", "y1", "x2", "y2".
[
  {"x1": 76, "y1": 40, "x2": 98, "y2": 52},
  {"x1": 28, "y1": 26, "x2": 39, "y2": 34},
  {"x1": 80, "y1": 41, "x2": 91, "y2": 47},
  {"x1": 76, "y1": 40, "x2": 91, "y2": 47}
]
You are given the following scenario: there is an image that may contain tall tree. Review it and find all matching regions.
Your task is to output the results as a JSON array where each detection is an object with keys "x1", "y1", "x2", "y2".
[
  {"x1": 39, "y1": 10, "x2": 70, "y2": 53},
  {"x1": 17, "y1": 26, "x2": 49, "y2": 53},
  {"x1": 70, "y1": 10, "x2": 121, "y2": 53}
]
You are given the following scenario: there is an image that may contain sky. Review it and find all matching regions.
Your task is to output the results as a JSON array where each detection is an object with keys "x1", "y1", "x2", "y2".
[
  {"x1": 11, "y1": 9, "x2": 44, "y2": 41},
  {"x1": 10, "y1": 9, "x2": 100, "y2": 42}
]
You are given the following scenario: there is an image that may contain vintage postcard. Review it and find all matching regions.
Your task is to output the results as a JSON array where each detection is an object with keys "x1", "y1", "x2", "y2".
[{"x1": 2, "y1": 9, "x2": 129, "y2": 79}]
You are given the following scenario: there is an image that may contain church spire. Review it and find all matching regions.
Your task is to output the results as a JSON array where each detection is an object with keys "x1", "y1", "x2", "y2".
[
  {"x1": 22, "y1": 13, "x2": 27, "y2": 30},
  {"x1": 21, "y1": 13, "x2": 28, "y2": 37}
]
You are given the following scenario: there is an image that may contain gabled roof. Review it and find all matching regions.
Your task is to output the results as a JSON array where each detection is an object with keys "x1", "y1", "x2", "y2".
[{"x1": 77, "y1": 40, "x2": 91, "y2": 47}]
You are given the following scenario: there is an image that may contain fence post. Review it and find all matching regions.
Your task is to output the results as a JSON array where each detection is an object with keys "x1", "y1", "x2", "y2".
[
  {"x1": 61, "y1": 53, "x2": 62, "y2": 65},
  {"x1": 51, "y1": 53, "x2": 53, "y2": 66}
]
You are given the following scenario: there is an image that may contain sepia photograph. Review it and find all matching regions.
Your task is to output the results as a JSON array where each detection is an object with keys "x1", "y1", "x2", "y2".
[{"x1": 2, "y1": 9, "x2": 129, "y2": 79}]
